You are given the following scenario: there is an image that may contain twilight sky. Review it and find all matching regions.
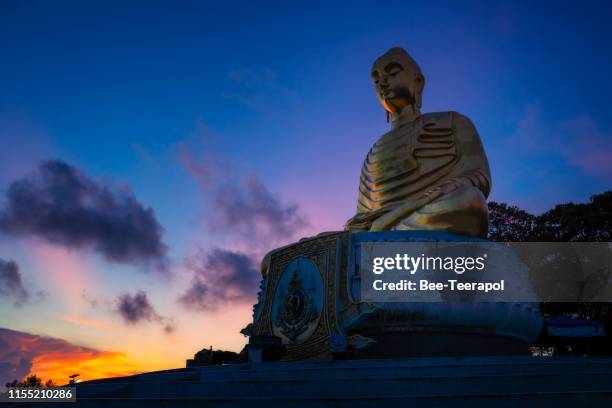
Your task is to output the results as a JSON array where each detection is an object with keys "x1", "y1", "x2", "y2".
[{"x1": 1, "y1": 0, "x2": 611, "y2": 384}]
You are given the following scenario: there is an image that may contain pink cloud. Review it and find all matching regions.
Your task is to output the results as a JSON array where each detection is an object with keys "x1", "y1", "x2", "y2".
[
  {"x1": 29, "y1": 243, "x2": 95, "y2": 313},
  {"x1": 510, "y1": 103, "x2": 612, "y2": 181},
  {"x1": 557, "y1": 114, "x2": 612, "y2": 178}
]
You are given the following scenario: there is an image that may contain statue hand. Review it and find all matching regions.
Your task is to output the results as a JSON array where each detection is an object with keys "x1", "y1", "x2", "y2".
[
  {"x1": 345, "y1": 213, "x2": 374, "y2": 231},
  {"x1": 345, "y1": 207, "x2": 393, "y2": 231},
  {"x1": 369, "y1": 187, "x2": 450, "y2": 232}
]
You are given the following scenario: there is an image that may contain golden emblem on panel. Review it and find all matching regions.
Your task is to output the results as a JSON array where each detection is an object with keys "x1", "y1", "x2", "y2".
[{"x1": 273, "y1": 268, "x2": 320, "y2": 343}]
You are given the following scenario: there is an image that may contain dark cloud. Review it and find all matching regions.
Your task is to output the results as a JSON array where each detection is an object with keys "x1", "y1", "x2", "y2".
[
  {"x1": 178, "y1": 279, "x2": 210, "y2": 311},
  {"x1": 115, "y1": 290, "x2": 159, "y2": 324},
  {"x1": 179, "y1": 140, "x2": 309, "y2": 248},
  {"x1": 0, "y1": 329, "x2": 34, "y2": 385},
  {"x1": 115, "y1": 290, "x2": 175, "y2": 333},
  {"x1": 0, "y1": 160, "x2": 168, "y2": 271},
  {"x1": 179, "y1": 248, "x2": 260, "y2": 311},
  {"x1": 177, "y1": 131, "x2": 309, "y2": 313},
  {"x1": 81, "y1": 291, "x2": 100, "y2": 308},
  {"x1": 212, "y1": 175, "x2": 308, "y2": 244},
  {"x1": 0, "y1": 258, "x2": 29, "y2": 306}
]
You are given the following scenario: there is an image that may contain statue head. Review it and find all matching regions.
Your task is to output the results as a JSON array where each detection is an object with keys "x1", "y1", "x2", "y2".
[{"x1": 371, "y1": 47, "x2": 425, "y2": 120}]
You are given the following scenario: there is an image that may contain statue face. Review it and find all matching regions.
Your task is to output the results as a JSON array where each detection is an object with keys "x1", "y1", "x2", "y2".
[{"x1": 371, "y1": 50, "x2": 424, "y2": 115}]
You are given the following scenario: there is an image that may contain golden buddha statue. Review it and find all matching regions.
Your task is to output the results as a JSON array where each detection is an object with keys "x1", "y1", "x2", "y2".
[{"x1": 345, "y1": 47, "x2": 492, "y2": 237}]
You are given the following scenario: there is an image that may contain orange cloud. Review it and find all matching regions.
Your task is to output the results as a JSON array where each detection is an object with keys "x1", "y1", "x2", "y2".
[
  {"x1": 59, "y1": 315, "x2": 115, "y2": 331},
  {"x1": 31, "y1": 349, "x2": 139, "y2": 384},
  {"x1": 0, "y1": 328, "x2": 140, "y2": 385}
]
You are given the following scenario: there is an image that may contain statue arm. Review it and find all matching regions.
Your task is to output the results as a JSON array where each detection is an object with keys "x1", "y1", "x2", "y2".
[
  {"x1": 368, "y1": 180, "x2": 457, "y2": 231},
  {"x1": 452, "y1": 113, "x2": 491, "y2": 197}
]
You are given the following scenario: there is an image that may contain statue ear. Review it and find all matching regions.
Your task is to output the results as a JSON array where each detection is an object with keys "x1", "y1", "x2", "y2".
[{"x1": 414, "y1": 73, "x2": 425, "y2": 109}]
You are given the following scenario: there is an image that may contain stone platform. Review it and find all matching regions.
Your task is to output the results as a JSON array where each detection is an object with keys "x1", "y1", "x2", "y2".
[
  {"x1": 30, "y1": 356, "x2": 612, "y2": 408},
  {"x1": 250, "y1": 231, "x2": 543, "y2": 360}
]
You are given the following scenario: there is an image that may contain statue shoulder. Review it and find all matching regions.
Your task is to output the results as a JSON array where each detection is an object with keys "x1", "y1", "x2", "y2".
[
  {"x1": 422, "y1": 111, "x2": 477, "y2": 132},
  {"x1": 422, "y1": 111, "x2": 480, "y2": 143}
]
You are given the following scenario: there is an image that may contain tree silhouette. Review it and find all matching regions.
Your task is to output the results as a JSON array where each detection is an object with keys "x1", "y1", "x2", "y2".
[
  {"x1": 536, "y1": 191, "x2": 612, "y2": 242},
  {"x1": 488, "y1": 202, "x2": 536, "y2": 242},
  {"x1": 5, "y1": 374, "x2": 57, "y2": 388},
  {"x1": 488, "y1": 191, "x2": 612, "y2": 355},
  {"x1": 488, "y1": 191, "x2": 612, "y2": 242}
]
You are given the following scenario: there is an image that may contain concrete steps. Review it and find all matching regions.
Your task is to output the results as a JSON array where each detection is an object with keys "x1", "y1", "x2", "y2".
[
  {"x1": 76, "y1": 373, "x2": 612, "y2": 398},
  {"x1": 53, "y1": 392, "x2": 612, "y2": 408},
  {"x1": 34, "y1": 357, "x2": 612, "y2": 408}
]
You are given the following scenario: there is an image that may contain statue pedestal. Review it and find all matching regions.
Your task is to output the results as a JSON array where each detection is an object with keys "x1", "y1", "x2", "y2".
[{"x1": 250, "y1": 231, "x2": 543, "y2": 360}]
